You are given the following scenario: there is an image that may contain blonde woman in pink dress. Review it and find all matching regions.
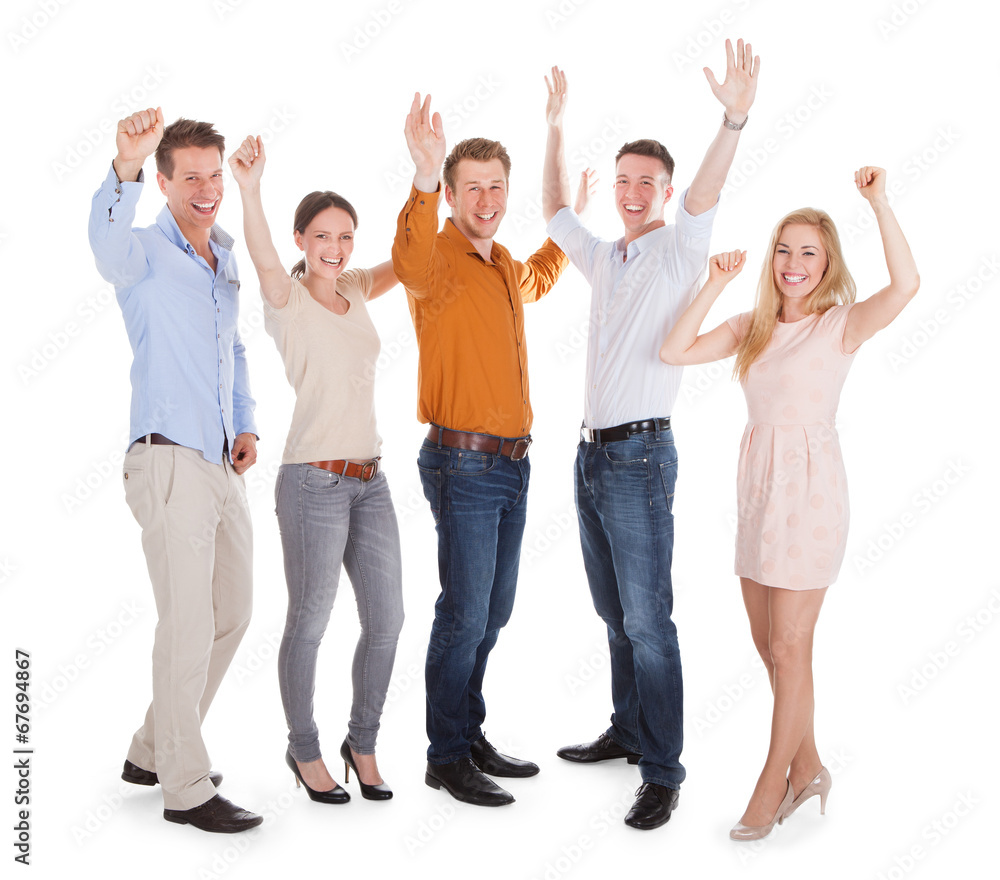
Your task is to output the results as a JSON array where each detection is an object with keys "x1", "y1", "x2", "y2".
[{"x1": 660, "y1": 166, "x2": 918, "y2": 841}]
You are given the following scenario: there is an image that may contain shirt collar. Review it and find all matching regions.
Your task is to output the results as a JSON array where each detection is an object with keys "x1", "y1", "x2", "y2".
[
  {"x1": 155, "y1": 205, "x2": 234, "y2": 254},
  {"x1": 611, "y1": 223, "x2": 669, "y2": 261},
  {"x1": 443, "y1": 217, "x2": 495, "y2": 263}
]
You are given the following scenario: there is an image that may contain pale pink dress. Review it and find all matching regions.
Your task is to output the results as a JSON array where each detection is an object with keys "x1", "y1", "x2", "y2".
[{"x1": 726, "y1": 305, "x2": 857, "y2": 590}]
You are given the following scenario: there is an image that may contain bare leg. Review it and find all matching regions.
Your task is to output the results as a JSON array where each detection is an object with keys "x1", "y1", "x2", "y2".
[
  {"x1": 739, "y1": 580, "x2": 826, "y2": 826},
  {"x1": 294, "y1": 757, "x2": 339, "y2": 792},
  {"x1": 349, "y1": 748, "x2": 384, "y2": 786}
]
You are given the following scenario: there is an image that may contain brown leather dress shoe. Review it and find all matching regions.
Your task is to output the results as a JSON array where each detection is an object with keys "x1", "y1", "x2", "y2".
[
  {"x1": 624, "y1": 782, "x2": 679, "y2": 830},
  {"x1": 163, "y1": 795, "x2": 263, "y2": 833},
  {"x1": 556, "y1": 732, "x2": 641, "y2": 764},
  {"x1": 122, "y1": 759, "x2": 222, "y2": 789},
  {"x1": 470, "y1": 736, "x2": 539, "y2": 778}
]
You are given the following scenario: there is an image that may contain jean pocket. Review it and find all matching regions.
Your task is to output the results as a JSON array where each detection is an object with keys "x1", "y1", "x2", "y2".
[
  {"x1": 602, "y1": 439, "x2": 647, "y2": 464},
  {"x1": 302, "y1": 466, "x2": 341, "y2": 492},
  {"x1": 417, "y1": 464, "x2": 442, "y2": 525},
  {"x1": 659, "y1": 460, "x2": 677, "y2": 514}
]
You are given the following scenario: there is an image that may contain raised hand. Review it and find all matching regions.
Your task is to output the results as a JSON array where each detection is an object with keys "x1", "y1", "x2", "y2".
[
  {"x1": 703, "y1": 38, "x2": 760, "y2": 121},
  {"x1": 114, "y1": 107, "x2": 164, "y2": 181},
  {"x1": 574, "y1": 168, "x2": 598, "y2": 218},
  {"x1": 707, "y1": 249, "x2": 747, "y2": 285},
  {"x1": 228, "y1": 136, "x2": 266, "y2": 190},
  {"x1": 855, "y1": 165, "x2": 887, "y2": 205},
  {"x1": 545, "y1": 66, "x2": 568, "y2": 128},
  {"x1": 404, "y1": 92, "x2": 446, "y2": 191}
]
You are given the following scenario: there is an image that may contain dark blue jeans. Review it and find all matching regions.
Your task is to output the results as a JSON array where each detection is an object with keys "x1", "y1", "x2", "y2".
[
  {"x1": 575, "y1": 426, "x2": 684, "y2": 789},
  {"x1": 417, "y1": 438, "x2": 530, "y2": 764}
]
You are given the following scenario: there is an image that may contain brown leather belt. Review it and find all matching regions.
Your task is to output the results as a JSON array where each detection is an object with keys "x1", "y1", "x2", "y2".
[
  {"x1": 308, "y1": 458, "x2": 380, "y2": 482},
  {"x1": 581, "y1": 417, "x2": 671, "y2": 444},
  {"x1": 427, "y1": 425, "x2": 532, "y2": 461}
]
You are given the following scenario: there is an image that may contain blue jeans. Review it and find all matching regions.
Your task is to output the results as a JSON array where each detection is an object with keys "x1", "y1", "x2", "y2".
[
  {"x1": 275, "y1": 464, "x2": 404, "y2": 761},
  {"x1": 417, "y1": 438, "x2": 530, "y2": 764},
  {"x1": 575, "y1": 426, "x2": 684, "y2": 789}
]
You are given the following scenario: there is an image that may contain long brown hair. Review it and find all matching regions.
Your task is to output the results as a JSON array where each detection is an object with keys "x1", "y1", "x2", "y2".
[
  {"x1": 733, "y1": 208, "x2": 856, "y2": 383},
  {"x1": 290, "y1": 191, "x2": 359, "y2": 279}
]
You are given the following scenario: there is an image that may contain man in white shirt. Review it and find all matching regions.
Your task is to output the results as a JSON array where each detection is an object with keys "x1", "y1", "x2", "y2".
[{"x1": 542, "y1": 41, "x2": 760, "y2": 830}]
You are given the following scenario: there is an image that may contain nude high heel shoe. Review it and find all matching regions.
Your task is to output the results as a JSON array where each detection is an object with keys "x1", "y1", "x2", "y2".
[
  {"x1": 730, "y1": 781, "x2": 795, "y2": 841},
  {"x1": 782, "y1": 766, "x2": 831, "y2": 820}
]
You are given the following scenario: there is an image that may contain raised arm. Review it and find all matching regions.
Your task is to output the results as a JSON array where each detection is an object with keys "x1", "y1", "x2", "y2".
[
  {"x1": 114, "y1": 106, "x2": 164, "y2": 182},
  {"x1": 228, "y1": 136, "x2": 292, "y2": 309},
  {"x1": 660, "y1": 250, "x2": 745, "y2": 365},
  {"x1": 842, "y1": 166, "x2": 919, "y2": 352},
  {"x1": 405, "y1": 92, "x2": 447, "y2": 194},
  {"x1": 542, "y1": 66, "x2": 573, "y2": 222},
  {"x1": 686, "y1": 38, "x2": 760, "y2": 216}
]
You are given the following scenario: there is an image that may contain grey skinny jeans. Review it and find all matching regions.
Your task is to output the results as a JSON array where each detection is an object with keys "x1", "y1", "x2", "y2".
[{"x1": 276, "y1": 463, "x2": 404, "y2": 760}]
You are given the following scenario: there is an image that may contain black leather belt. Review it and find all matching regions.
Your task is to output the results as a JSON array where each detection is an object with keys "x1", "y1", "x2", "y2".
[
  {"x1": 428, "y1": 425, "x2": 532, "y2": 461},
  {"x1": 581, "y1": 417, "x2": 671, "y2": 444},
  {"x1": 130, "y1": 433, "x2": 229, "y2": 456}
]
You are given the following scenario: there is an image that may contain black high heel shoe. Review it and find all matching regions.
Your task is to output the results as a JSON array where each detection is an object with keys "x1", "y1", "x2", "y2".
[
  {"x1": 340, "y1": 739, "x2": 393, "y2": 800},
  {"x1": 285, "y1": 749, "x2": 350, "y2": 804}
]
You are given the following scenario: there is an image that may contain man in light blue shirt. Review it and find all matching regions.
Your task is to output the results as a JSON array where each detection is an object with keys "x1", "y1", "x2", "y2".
[
  {"x1": 89, "y1": 108, "x2": 262, "y2": 833},
  {"x1": 541, "y1": 43, "x2": 760, "y2": 830}
]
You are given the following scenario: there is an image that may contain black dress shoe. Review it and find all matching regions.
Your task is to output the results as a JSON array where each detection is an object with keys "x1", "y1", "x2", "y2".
[
  {"x1": 556, "y1": 732, "x2": 641, "y2": 764},
  {"x1": 470, "y1": 735, "x2": 539, "y2": 778},
  {"x1": 122, "y1": 759, "x2": 223, "y2": 789},
  {"x1": 340, "y1": 739, "x2": 392, "y2": 800},
  {"x1": 425, "y1": 756, "x2": 514, "y2": 806},
  {"x1": 624, "y1": 782, "x2": 679, "y2": 830},
  {"x1": 163, "y1": 794, "x2": 263, "y2": 833},
  {"x1": 285, "y1": 749, "x2": 350, "y2": 804}
]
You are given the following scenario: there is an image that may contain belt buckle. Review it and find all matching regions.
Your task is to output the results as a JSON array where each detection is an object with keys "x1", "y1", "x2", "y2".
[
  {"x1": 359, "y1": 459, "x2": 379, "y2": 482},
  {"x1": 510, "y1": 438, "x2": 532, "y2": 460}
]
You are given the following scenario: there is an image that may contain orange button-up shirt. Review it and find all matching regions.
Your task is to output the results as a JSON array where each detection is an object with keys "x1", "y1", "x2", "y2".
[{"x1": 392, "y1": 186, "x2": 568, "y2": 438}]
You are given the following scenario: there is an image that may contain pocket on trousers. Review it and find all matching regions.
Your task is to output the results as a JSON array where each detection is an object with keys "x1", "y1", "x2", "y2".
[
  {"x1": 417, "y1": 464, "x2": 442, "y2": 525},
  {"x1": 302, "y1": 466, "x2": 341, "y2": 492},
  {"x1": 602, "y1": 439, "x2": 646, "y2": 464},
  {"x1": 659, "y1": 461, "x2": 677, "y2": 514}
]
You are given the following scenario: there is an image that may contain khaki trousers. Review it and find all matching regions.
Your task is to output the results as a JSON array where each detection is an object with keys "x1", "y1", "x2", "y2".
[{"x1": 122, "y1": 439, "x2": 253, "y2": 810}]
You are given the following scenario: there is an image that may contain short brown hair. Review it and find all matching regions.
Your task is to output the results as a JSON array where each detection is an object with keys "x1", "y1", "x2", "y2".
[
  {"x1": 442, "y1": 138, "x2": 511, "y2": 191},
  {"x1": 155, "y1": 118, "x2": 225, "y2": 179},
  {"x1": 290, "y1": 191, "x2": 359, "y2": 279},
  {"x1": 615, "y1": 139, "x2": 675, "y2": 182}
]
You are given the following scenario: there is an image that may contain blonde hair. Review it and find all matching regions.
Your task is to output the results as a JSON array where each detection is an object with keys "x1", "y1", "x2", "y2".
[{"x1": 733, "y1": 208, "x2": 856, "y2": 383}]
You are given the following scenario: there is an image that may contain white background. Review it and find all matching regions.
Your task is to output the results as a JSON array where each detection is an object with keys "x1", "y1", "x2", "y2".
[{"x1": 2, "y1": 0, "x2": 997, "y2": 878}]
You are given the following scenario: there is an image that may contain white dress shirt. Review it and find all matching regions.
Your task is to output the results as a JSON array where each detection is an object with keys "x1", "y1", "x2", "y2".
[{"x1": 547, "y1": 189, "x2": 717, "y2": 429}]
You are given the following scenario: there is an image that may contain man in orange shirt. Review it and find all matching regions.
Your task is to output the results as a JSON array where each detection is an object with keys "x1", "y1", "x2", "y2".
[{"x1": 392, "y1": 93, "x2": 568, "y2": 807}]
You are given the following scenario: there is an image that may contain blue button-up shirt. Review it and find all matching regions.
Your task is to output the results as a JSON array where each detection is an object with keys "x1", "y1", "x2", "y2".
[{"x1": 88, "y1": 164, "x2": 257, "y2": 463}]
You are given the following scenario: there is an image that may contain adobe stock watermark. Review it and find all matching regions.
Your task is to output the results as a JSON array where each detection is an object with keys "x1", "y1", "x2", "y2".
[
  {"x1": 843, "y1": 127, "x2": 960, "y2": 244},
  {"x1": 7, "y1": 0, "x2": 73, "y2": 53},
  {"x1": 528, "y1": 784, "x2": 637, "y2": 880},
  {"x1": 692, "y1": 653, "x2": 767, "y2": 737},
  {"x1": 873, "y1": 791, "x2": 978, "y2": 880},
  {"x1": 896, "y1": 586, "x2": 1000, "y2": 706},
  {"x1": 670, "y1": 0, "x2": 753, "y2": 72},
  {"x1": 18, "y1": 283, "x2": 118, "y2": 385},
  {"x1": 51, "y1": 66, "x2": 168, "y2": 182},
  {"x1": 230, "y1": 632, "x2": 281, "y2": 686},
  {"x1": 852, "y1": 458, "x2": 970, "y2": 575},
  {"x1": 886, "y1": 255, "x2": 998, "y2": 372},
  {"x1": 564, "y1": 639, "x2": 609, "y2": 696},
  {"x1": 383, "y1": 76, "x2": 501, "y2": 193},
  {"x1": 0, "y1": 555, "x2": 18, "y2": 588},
  {"x1": 71, "y1": 779, "x2": 143, "y2": 845},
  {"x1": 721, "y1": 84, "x2": 834, "y2": 197},
  {"x1": 876, "y1": 0, "x2": 932, "y2": 40},
  {"x1": 544, "y1": 0, "x2": 590, "y2": 29},
  {"x1": 522, "y1": 507, "x2": 576, "y2": 566},
  {"x1": 403, "y1": 803, "x2": 456, "y2": 853},
  {"x1": 340, "y1": 0, "x2": 406, "y2": 63},
  {"x1": 33, "y1": 602, "x2": 145, "y2": 713}
]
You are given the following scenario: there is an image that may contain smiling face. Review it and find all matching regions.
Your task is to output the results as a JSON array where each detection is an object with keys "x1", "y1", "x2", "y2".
[
  {"x1": 614, "y1": 153, "x2": 674, "y2": 242},
  {"x1": 294, "y1": 206, "x2": 355, "y2": 280},
  {"x1": 772, "y1": 224, "x2": 829, "y2": 302},
  {"x1": 444, "y1": 158, "x2": 508, "y2": 247},
  {"x1": 156, "y1": 146, "x2": 225, "y2": 238}
]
